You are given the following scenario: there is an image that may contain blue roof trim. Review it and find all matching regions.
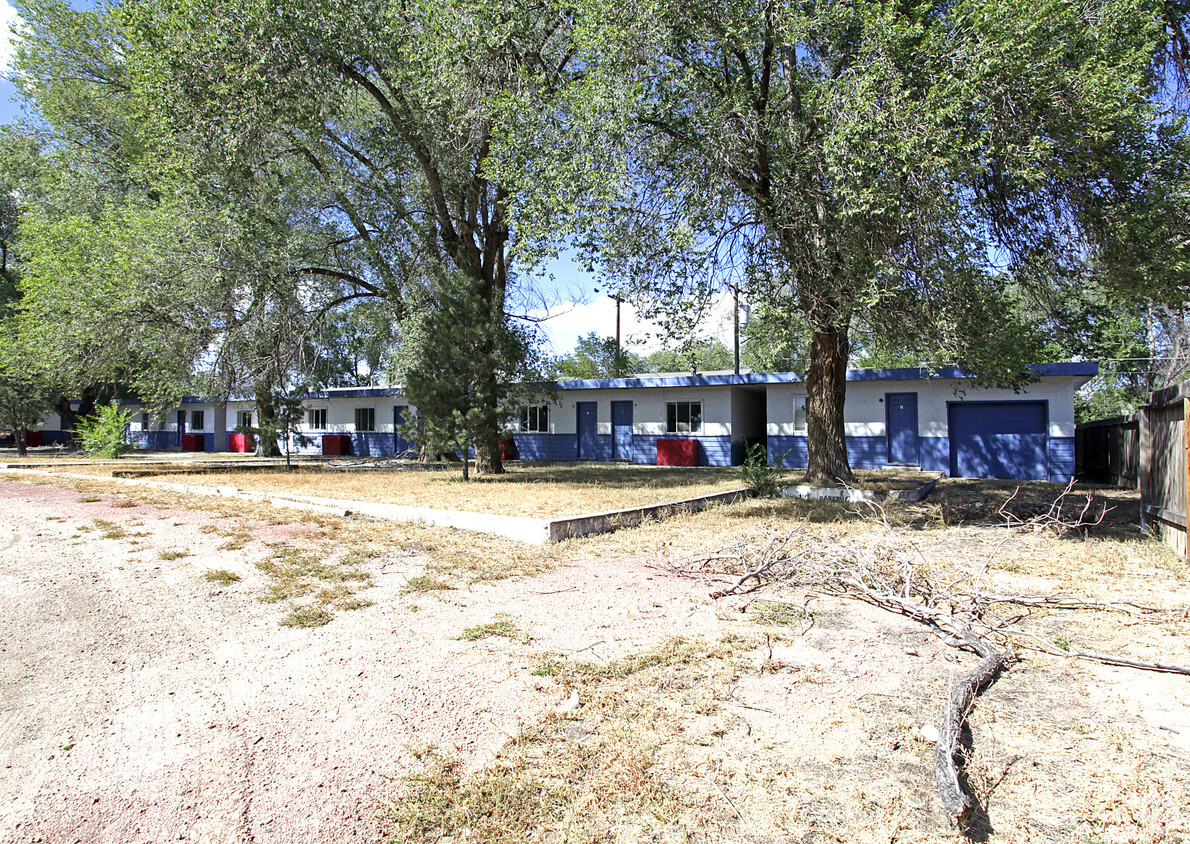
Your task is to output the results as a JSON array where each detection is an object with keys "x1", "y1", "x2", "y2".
[
  {"x1": 139, "y1": 363, "x2": 1100, "y2": 404},
  {"x1": 173, "y1": 387, "x2": 406, "y2": 403},
  {"x1": 554, "y1": 362, "x2": 1097, "y2": 391},
  {"x1": 554, "y1": 372, "x2": 800, "y2": 390}
]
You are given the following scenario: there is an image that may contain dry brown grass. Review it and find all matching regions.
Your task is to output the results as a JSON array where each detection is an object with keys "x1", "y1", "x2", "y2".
[{"x1": 25, "y1": 462, "x2": 933, "y2": 519}]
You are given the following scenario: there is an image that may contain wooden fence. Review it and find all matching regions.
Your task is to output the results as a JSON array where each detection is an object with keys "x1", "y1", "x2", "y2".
[
  {"x1": 1141, "y1": 381, "x2": 1190, "y2": 559},
  {"x1": 1075, "y1": 414, "x2": 1140, "y2": 489}
]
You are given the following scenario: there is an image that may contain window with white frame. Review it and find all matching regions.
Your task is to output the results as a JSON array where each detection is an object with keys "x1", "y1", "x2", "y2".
[
  {"x1": 140, "y1": 412, "x2": 150, "y2": 431},
  {"x1": 793, "y1": 396, "x2": 808, "y2": 435},
  {"x1": 519, "y1": 405, "x2": 549, "y2": 433},
  {"x1": 307, "y1": 408, "x2": 327, "y2": 429},
  {"x1": 354, "y1": 407, "x2": 375, "y2": 432},
  {"x1": 189, "y1": 410, "x2": 205, "y2": 431},
  {"x1": 666, "y1": 400, "x2": 702, "y2": 434},
  {"x1": 236, "y1": 410, "x2": 253, "y2": 430}
]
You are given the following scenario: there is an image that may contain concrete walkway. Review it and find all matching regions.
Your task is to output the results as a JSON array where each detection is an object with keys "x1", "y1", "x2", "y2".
[{"x1": 2, "y1": 468, "x2": 749, "y2": 545}]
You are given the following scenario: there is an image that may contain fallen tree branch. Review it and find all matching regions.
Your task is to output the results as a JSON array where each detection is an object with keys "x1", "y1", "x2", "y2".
[
  {"x1": 1067, "y1": 649, "x2": 1190, "y2": 676},
  {"x1": 971, "y1": 594, "x2": 1170, "y2": 615},
  {"x1": 935, "y1": 647, "x2": 1013, "y2": 826}
]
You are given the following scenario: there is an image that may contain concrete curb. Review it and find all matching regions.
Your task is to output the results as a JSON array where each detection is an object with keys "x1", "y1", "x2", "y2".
[
  {"x1": 891, "y1": 475, "x2": 942, "y2": 503},
  {"x1": 780, "y1": 484, "x2": 880, "y2": 504},
  {"x1": 547, "y1": 488, "x2": 752, "y2": 541}
]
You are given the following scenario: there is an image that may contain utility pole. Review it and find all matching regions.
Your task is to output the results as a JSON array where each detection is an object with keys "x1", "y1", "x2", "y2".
[
  {"x1": 725, "y1": 283, "x2": 741, "y2": 375},
  {"x1": 608, "y1": 293, "x2": 623, "y2": 375}
]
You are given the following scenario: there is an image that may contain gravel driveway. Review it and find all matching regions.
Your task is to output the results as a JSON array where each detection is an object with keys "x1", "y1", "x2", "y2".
[{"x1": 0, "y1": 479, "x2": 720, "y2": 843}]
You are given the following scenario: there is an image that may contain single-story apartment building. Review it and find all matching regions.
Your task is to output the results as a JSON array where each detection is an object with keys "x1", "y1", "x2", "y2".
[{"x1": 35, "y1": 362, "x2": 1096, "y2": 481}]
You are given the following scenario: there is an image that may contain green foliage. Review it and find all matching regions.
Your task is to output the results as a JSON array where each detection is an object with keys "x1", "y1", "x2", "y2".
[
  {"x1": 645, "y1": 337, "x2": 734, "y2": 373},
  {"x1": 76, "y1": 401, "x2": 133, "y2": 458},
  {"x1": 551, "y1": 332, "x2": 646, "y2": 379},
  {"x1": 560, "y1": 0, "x2": 1190, "y2": 481},
  {"x1": 242, "y1": 389, "x2": 313, "y2": 469},
  {"x1": 401, "y1": 276, "x2": 548, "y2": 478},
  {"x1": 736, "y1": 443, "x2": 781, "y2": 498},
  {"x1": 740, "y1": 302, "x2": 811, "y2": 373}
]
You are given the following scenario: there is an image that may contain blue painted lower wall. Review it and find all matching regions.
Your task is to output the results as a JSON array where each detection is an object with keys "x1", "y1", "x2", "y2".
[
  {"x1": 512, "y1": 434, "x2": 734, "y2": 466},
  {"x1": 769, "y1": 433, "x2": 1071, "y2": 481},
  {"x1": 846, "y1": 436, "x2": 887, "y2": 469},
  {"x1": 131, "y1": 431, "x2": 179, "y2": 450},
  {"x1": 919, "y1": 437, "x2": 949, "y2": 473},
  {"x1": 1048, "y1": 437, "x2": 1075, "y2": 483},
  {"x1": 767, "y1": 435, "x2": 886, "y2": 470},
  {"x1": 350, "y1": 432, "x2": 397, "y2": 457},
  {"x1": 768, "y1": 436, "x2": 808, "y2": 468}
]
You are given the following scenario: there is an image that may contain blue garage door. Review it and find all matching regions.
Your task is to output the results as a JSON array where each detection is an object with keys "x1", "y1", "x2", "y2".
[{"x1": 949, "y1": 402, "x2": 1047, "y2": 480}]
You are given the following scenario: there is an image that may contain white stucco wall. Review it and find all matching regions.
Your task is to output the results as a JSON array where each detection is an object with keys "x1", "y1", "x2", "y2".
[{"x1": 548, "y1": 386, "x2": 733, "y2": 436}]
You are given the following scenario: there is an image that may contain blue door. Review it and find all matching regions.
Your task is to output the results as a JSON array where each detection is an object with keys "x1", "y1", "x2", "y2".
[
  {"x1": 577, "y1": 402, "x2": 598, "y2": 461},
  {"x1": 611, "y1": 401, "x2": 633, "y2": 460},
  {"x1": 886, "y1": 393, "x2": 918, "y2": 465},
  {"x1": 949, "y1": 401, "x2": 1047, "y2": 479},
  {"x1": 394, "y1": 405, "x2": 414, "y2": 455},
  {"x1": 176, "y1": 410, "x2": 186, "y2": 448}
]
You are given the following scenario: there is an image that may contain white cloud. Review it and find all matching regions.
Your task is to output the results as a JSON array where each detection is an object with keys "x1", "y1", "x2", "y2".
[
  {"x1": 0, "y1": 1, "x2": 21, "y2": 73},
  {"x1": 532, "y1": 292, "x2": 738, "y2": 359}
]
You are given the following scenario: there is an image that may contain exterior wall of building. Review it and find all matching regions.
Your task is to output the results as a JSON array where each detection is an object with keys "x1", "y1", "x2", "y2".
[
  {"x1": 513, "y1": 385, "x2": 736, "y2": 466},
  {"x1": 42, "y1": 367, "x2": 1085, "y2": 481},
  {"x1": 766, "y1": 372, "x2": 1080, "y2": 480}
]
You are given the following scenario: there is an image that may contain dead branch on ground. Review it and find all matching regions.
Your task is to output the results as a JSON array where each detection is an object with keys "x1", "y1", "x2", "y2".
[
  {"x1": 678, "y1": 499, "x2": 1187, "y2": 829},
  {"x1": 994, "y1": 480, "x2": 1110, "y2": 536}
]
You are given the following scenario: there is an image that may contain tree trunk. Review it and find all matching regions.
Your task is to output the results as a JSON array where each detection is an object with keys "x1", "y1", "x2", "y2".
[
  {"x1": 255, "y1": 392, "x2": 281, "y2": 457},
  {"x1": 804, "y1": 320, "x2": 854, "y2": 485},
  {"x1": 15, "y1": 429, "x2": 26, "y2": 457},
  {"x1": 474, "y1": 389, "x2": 504, "y2": 475},
  {"x1": 56, "y1": 390, "x2": 101, "y2": 444}
]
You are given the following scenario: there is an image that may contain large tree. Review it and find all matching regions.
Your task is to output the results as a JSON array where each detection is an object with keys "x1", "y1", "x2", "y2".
[
  {"x1": 122, "y1": 0, "x2": 580, "y2": 473},
  {"x1": 8, "y1": 0, "x2": 395, "y2": 439},
  {"x1": 566, "y1": 0, "x2": 1190, "y2": 482}
]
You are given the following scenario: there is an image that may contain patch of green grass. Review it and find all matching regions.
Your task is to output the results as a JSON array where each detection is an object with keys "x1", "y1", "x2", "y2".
[
  {"x1": 386, "y1": 752, "x2": 571, "y2": 844},
  {"x1": 159, "y1": 549, "x2": 189, "y2": 561},
  {"x1": 1054, "y1": 634, "x2": 1071, "y2": 651},
  {"x1": 93, "y1": 519, "x2": 127, "y2": 539},
  {"x1": 459, "y1": 614, "x2": 528, "y2": 643},
  {"x1": 218, "y1": 529, "x2": 253, "y2": 550},
  {"x1": 255, "y1": 546, "x2": 374, "y2": 626},
  {"x1": 280, "y1": 604, "x2": 333, "y2": 628},
  {"x1": 530, "y1": 655, "x2": 565, "y2": 676},
  {"x1": 747, "y1": 600, "x2": 808, "y2": 626},
  {"x1": 203, "y1": 569, "x2": 241, "y2": 585},
  {"x1": 402, "y1": 574, "x2": 454, "y2": 593}
]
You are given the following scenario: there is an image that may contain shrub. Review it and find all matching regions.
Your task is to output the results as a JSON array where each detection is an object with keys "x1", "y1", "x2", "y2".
[
  {"x1": 737, "y1": 442, "x2": 780, "y2": 497},
  {"x1": 76, "y1": 402, "x2": 133, "y2": 458}
]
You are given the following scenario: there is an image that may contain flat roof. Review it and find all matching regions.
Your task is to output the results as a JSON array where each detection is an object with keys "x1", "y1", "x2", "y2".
[
  {"x1": 162, "y1": 362, "x2": 1099, "y2": 403},
  {"x1": 554, "y1": 362, "x2": 1099, "y2": 391}
]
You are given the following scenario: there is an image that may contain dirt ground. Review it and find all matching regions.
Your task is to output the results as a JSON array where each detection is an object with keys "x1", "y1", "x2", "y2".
[{"x1": 1, "y1": 474, "x2": 1189, "y2": 843}]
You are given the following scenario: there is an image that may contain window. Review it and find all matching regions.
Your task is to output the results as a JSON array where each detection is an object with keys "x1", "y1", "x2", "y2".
[
  {"x1": 793, "y1": 396, "x2": 808, "y2": 436},
  {"x1": 307, "y1": 408, "x2": 327, "y2": 429},
  {"x1": 354, "y1": 407, "x2": 375, "y2": 432},
  {"x1": 519, "y1": 405, "x2": 549, "y2": 433},
  {"x1": 236, "y1": 410, "x2": 253, "y2": 430},
  {"x1": 665, "y1": 401, "x2": 702, "y2": 434},
  {"x1": 189, "y1": 410, "x2": 205, "y2": 431},
  {"x1": 140, "y1": 412, "x2": 150, "y2": 431}
]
